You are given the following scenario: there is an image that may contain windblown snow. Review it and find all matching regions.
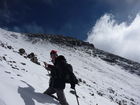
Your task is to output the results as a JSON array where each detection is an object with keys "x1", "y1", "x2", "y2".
[{"x1": 0, "y1": 28, "x2": 140, "y2": 105}]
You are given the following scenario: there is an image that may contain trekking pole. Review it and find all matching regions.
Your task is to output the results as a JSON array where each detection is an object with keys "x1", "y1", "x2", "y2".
[{"x1": 74, "y1": 88, "x2": 80, "y2": 105}]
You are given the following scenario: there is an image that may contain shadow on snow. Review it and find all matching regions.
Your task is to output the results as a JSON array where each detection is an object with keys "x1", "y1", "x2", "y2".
[{"x1": 18, "y1": 80, "x2": 58, "y2": 105}]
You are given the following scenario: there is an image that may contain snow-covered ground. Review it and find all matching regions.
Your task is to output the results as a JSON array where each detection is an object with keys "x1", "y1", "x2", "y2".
[{"x1": 0, "y1": 28, "x2": 140, "y2": 105}]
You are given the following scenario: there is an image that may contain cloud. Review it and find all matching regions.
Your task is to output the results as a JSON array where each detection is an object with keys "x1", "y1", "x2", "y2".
[{"x1": 86, "y1": 14, "x2": 140, "y2": 63}]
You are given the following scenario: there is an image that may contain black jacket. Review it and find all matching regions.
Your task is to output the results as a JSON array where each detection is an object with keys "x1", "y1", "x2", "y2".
[
  {"x1": 48, "y1": 57, "x2": 66, "y2": 89},
  {"x1": 48, "y1": 55, "x2": 78, "y2": 89}
]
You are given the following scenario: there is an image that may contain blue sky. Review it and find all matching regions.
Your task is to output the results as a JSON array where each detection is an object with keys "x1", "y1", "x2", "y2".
[{"x1": 0, "y1": 0, "x2": 139, "y2": 40}]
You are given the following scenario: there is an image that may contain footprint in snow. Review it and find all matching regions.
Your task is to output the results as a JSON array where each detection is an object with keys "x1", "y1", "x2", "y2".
[{"x1": 4, "y1": 71, "x2": 11, "y2": 74}]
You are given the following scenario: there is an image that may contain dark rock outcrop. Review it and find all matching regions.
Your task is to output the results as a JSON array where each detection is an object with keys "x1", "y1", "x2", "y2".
[
  {"x1": 19, "y1": 48, "x2": 26, "y2": 55},
  {"x1": 25, "y1": 33, "x2": 95, "y2": 49}
]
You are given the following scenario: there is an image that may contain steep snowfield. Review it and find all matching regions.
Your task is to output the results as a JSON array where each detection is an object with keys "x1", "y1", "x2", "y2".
[{"x1": 0, "y1": 28, "x2": 140, "y2": 105}]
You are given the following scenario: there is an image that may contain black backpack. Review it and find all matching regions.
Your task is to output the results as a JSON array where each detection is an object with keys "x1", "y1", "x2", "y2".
[
  {"x1": 55, "y1": 55, "x2": 78, "y2": 84},
  {"x1": 64, "y1": 63, "x2": 78, "y2": 84}
]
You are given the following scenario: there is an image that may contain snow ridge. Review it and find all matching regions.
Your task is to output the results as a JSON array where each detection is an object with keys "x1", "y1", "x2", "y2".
[{"x1": 0, "y1": 28, "x2": 140, "y2": 105}]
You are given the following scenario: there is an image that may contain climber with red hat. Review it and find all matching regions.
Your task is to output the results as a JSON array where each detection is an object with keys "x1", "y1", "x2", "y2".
[
  {"x1": 43, "y1": 50, "x2": 69, "y2": 105},
  {"x1": 50, "y1": 50, "x2": 58, "y2": 64}
]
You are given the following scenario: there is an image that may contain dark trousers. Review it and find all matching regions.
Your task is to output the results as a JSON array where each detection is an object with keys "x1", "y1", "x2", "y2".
[{"x1": 44, "y1": 87, "x2": 69, "y2": 105}]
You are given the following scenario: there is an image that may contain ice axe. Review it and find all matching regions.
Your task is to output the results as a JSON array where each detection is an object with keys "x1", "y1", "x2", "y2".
[{"x1": 74, "y1": 88, "x2": 80, "y2": 105}]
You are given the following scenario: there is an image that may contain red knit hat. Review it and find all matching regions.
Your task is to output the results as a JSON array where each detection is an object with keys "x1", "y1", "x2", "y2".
[{"x1": 50, "y1": 50, "x2": 57, "y2": 55}]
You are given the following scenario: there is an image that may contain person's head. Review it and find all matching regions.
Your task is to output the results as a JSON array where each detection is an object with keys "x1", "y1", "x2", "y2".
[{"x1": 50, "y1": 50, "x2": 58, "y2": 60}]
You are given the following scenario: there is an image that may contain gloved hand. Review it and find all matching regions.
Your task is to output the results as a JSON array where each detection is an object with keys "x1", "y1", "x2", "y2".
[{"x1": 70, "y1": 83, "x2": 76, "y2": 89}]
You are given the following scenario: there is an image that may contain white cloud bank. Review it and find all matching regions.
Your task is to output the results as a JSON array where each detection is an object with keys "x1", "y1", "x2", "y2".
[{"x1": 87, "y1": 14, "x2": 140, "y2": 62}]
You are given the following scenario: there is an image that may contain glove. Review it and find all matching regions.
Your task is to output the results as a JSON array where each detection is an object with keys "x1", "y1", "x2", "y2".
[{"x1": 70, "y1": 83, "x2": 76, "y2": 89}]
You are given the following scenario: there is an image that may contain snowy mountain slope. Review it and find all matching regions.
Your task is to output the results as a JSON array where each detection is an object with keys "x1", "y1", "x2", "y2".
[
  {"x1": 25, "y1": 33, "x2": 140, "y2": 77},
  {"x1": 0, "y1": 28, "x2": 140, "y2": 105}
]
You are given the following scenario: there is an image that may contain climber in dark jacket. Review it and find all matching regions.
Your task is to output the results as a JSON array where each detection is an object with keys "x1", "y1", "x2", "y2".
[{"x1": 43, "y1": 50, "x2": 69, "y2": 105}]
